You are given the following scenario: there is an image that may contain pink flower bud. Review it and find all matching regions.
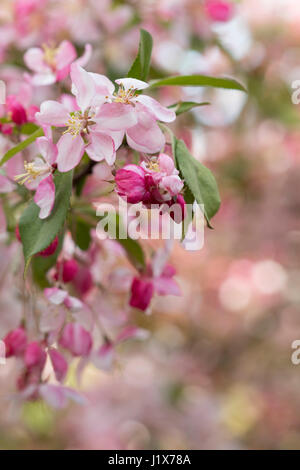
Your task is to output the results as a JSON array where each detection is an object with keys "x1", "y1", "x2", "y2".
[
  {"x1": 129, "y1": 277, "x2": 154, "y2": 311},
  {"x1": 49, "y1": 348, "x2": 68, "y2": 382},
  {"x1": 205, "y1": 0, "x2": 234, "y2": 22},
  {"x1": 169, "y1": 194, "x2": 187, "y2": 223},
  {"x1": 6, "y1": 95, "x2": 27, "y2": 125},
  {"x1": 37, "y1": 236, "x2": 59, "y2": 257},
  {"x1": 4, "y1": 328, "x2": 27, "y2": 357},
  {"x1": 24, "y1": 342, "x2": 47, "y2": 370},
  {"x1": 59, "y1": 323, "x2": 92, "y2": 357},
  {"x1": 115, "y1": 164, "x2": 147, "y2": 203},
  {"x1": 54, "y1": 259, "x2": 79, "y2": 283},
  {"x1": 15, "y1": 225, "x2": 21, "y2": 242},
  {"x1": 72, "y1": 266, "x2": 93, "y2": 296}
]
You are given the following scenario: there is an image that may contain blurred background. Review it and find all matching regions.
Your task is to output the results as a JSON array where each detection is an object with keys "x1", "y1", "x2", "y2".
[{"x1": 1, "y1": 0, "x2": 300, "y2": 450}]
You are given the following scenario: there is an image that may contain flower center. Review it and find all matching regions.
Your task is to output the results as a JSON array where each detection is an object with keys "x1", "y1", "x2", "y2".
[
  {"x1": 114, "y1": 85, "x2": 136, "y2": 105},
  {"x1": 147, "y1": 160, "x2": 160, "y2": 172},
  {"x1": 15, "y1": 161, "x2": 50, "y2": 185},
  {"x1": 42, "y1": 43, "x2": 58, "y2": 69},
  {"x1": 64, "y1": 109, "x2": 96, "y2": 138}
]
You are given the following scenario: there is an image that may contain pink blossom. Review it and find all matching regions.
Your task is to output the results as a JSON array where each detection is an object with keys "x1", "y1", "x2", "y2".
[
  {"x1": 115, "y1": 153, "x2": 184, "y2": 206},
  {"x1": 129, "y1": 254, "x2": 181, "y2": 312},
  {"x1": 38, "y1": 384, "x2": 86, "y2": 409},
  {"x1": 24, "y1": 42, "x2": 92, "y2": 86},
  {"x1": 49, "y1": 348, "x2": 68, "y2": 382},
  {"x1": 36, "y1": 64, "x2": 120, "y2": 171},
  {"x1": 37, "y1": 236, "x2": 58, "y2": 257},
  {"x1": 44, "y1": 287, "x2": 83, "y2": 311},
  {"x1": 129, "y1": 278, "x2": 154, "y2": 311},
  {"x1": 94, "y1": 77, "x2": 176, "y2": 153},
  {"x1": 53, "y1": 258, "x2": 79, "y2": 283},
  {"x1": 24, "y1": 341, "x2": 47, "y2": 371},
  {"x1": 3, "y1": 327, "x2": 27, "y2": 357},
  {"x1": 15, "y1": 136, "x2": 58, "y2": 219},
  {"x1": 205, "y1": 0, "x2": 234, "y2": 22},
  {"x1": 59, "y1": 323, "x2": 93, "y2": 357}
]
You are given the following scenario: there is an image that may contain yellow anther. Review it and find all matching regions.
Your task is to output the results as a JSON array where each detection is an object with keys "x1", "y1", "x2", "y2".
[
  {"x1": 15, "y1": 161, "x2": 49, "y2": 185},
  {"x1": 42, "y1": 43, "x2": 58, "y2": 69}
]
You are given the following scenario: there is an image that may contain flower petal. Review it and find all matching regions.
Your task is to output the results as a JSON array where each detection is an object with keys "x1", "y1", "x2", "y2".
[
  {"x1": 34, "y1": 174, "x2": 55, "y2": 219},
  {"x1": 70, "y1": 63, "x2": 96, "y2": 110},
  {"x1": 36, "y1": 136, "x2": 57, "y2": 165},
  {"x1": 36, "y1": 100, "x2": 69, "y2": 127},
  {"x1": 24, "y1": 47, "x2": 49, "y2": 73},
  {"x1": 75, "y1": 43, "x2": 92, "y2": 68},
  {"x1": 57, "y1": 133, "x2": 85, "y2": 172},
  {"x1": 116, "y1": 78, "x2": 149, "y2": 91},
  {"x1": 126, "y1": 107, "x2": 165, "y2": 153},
  {"x1": 56, "y1": 40, "x2": 77, "y2": 70},
  {"x1": 136, "y1": 95, "x2": 176, "y2": 122},
  {"x1": 95, "y1": 102, "x2": 137, "y2": 131},
  {"x1": 86, "y1": 131, "x2": 116, "y2": 165}
]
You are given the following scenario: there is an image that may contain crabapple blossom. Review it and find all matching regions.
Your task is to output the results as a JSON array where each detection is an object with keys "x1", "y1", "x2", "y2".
[
  {"x1": 59, "y1": 323, "x2": 93, "y2": 357},
  {"x1": 130, "y1": 262, "x2": 181, "y2": 312},
  {"x1": 24, "y1": 41, "x2": 92, "y2": 86},
  {"x1": 36, "y1": 63, "x2": 123, "y2": 171},
  {"x1": 115, "y1": 153, "x2": 184, "y2": 205},
  {"x1": 4, "y1": 327, "x2": 27, "y2": 357},
  {"x1": 15, "y1": 136, "x2": 58, "y2": 219},
  {"x1": 94, "y1": 77, "x2": 176, "y2": 153}
]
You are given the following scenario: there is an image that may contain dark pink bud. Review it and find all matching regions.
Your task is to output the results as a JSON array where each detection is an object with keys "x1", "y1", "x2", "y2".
[
  {"x1": 24, "y1": 342, "x2": 47, "y2": 370},
  {"x1": 169, "y1": 194, "x2": 187, "y2": 223},
  {"x1": 54, "y1": 259, "x2": 79, "y2": 283},
  {"x1": 15, "y1": 225, "x2": 21, "y2": 242},
  {"x1": 49, "y1": 348, "x2": 68, "y2": 382},
  {"x1": 115, "y1": 165, "x2": 147, "y2": 204},
  {"x1": 6, "y1": 95, "x2": 27, "y2": 125},
  {"x1": 59, "y1": 323, "x2": 92, "y2": 357},
  {"x1": 0, "y1": 123, "x2": 13, "y2": 135},
  {"x1": 73, "y1": 266, "x2": 93, "y2": 296},
  {"x1": 205, "y1": 0, "x2": 234, "y2": 22},
  {"x1": 129, "y1": 277, "x2": 154, "y2": 311},
  {"x1": 37, "y1": 236, "x2": 59, "y2": 257},
  {"x1": 4, "y1": 328, "x2": 27, "y2": 357}
]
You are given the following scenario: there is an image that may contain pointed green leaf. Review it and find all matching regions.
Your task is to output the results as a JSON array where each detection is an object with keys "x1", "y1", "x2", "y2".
[
  {"x1": 19, "y1": 170, "x2": 73, "y2": 273},
  {"x1": 174, "y1": 138, "x2": 221, "y2": 228},
  {"x1": 0, "y1": 127, "x2": 44, "y2": 167},
  {"x1": 150, "y1": 75, "x2": 246, "y2": 92},
  {"x1": 169, "y1": 101, "x2": 210, "y2": 115},
  {"x1": 127, "y1": 29, "x2": 153, "y2": 81}
]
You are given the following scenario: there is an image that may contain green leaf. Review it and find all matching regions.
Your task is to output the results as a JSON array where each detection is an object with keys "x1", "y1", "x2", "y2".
[
  {"x1": 19, "y1": 170, "x2": 73, "y2": 273},
  {"x1": 174, "y1": 138, "x2": 221, "y2": 228},
  {"x1": 20, "y1": 122, "x2": 40, "y2": 135},
  {"x1": 31, "y1": 232, "x2": 64, "y2": 288},
  {"x1": 0, "y1": 127, "x2": 44, "y2": 167},
  {"x1": 71, "y1": 218, "x2": 91, "y2": 251},
  {"x1": 169, "y1": 101, "x2": 210, "y2": 115},
  {"x1": 127, "y1": 29, "x2": 153, "y2": 81},
  {"x1": 150, "y1": 75, "x2": 246, "y2": 92}
]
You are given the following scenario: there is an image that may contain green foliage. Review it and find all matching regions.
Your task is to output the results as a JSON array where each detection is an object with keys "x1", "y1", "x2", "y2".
[
  {"x1": 127, "y1": 29, "x2": 153, "y2": 81},
  {"x1": 19, "y1": 171, "x2": 73, "y2": 273},
  {"x1": 173, "y1": 137, "x2": 221, "y2": 228}
]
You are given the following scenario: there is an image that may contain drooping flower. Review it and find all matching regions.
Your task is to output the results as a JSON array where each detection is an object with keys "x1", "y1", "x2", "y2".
[
  {"x1": 15, "y1": 136, "x2": 58, "y2": 219},
  {"x1": 129, "y1": 243, "x2": 181, "y2": 312},
  {"x1": 3, "y1": 328, "x2": 27, "y2": 357},
  {"x1": 115, "y1": 153, "x2": 184, "y2": 207},
  {"x1": 24, "y1": 41, "x2": 92, "y2": 86},
  {"x1": 59, "y1": 323, "x2": 93, "y2": 357}
]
